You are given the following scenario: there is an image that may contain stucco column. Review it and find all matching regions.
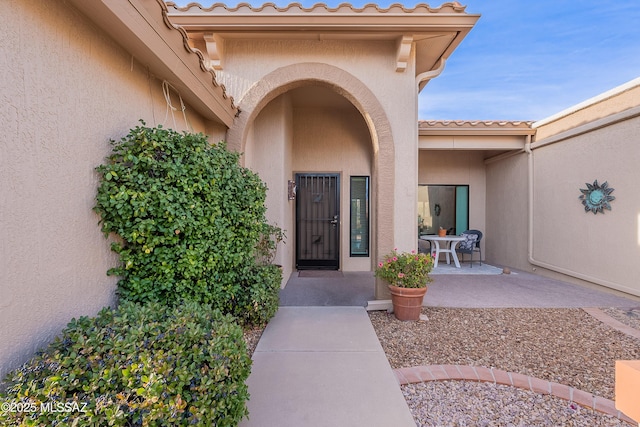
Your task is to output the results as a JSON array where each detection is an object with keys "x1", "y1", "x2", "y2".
[{"x1": 373, "y1": 125, "x2": 395, "y2": 300}]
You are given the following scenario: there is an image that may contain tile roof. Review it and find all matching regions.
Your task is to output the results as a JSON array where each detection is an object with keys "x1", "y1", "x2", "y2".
[
  {"x1": 166, "y1": 2, "x2": 479, "y2": 81},
  {"x1": 165, "y1": 2, "x2": 469, "y2": 14},
  {"x1": 419, "y1": 120, "x2": 534, "y2": 129},
  {"x1": 157, "y1": 1, "x2": 237, "y2": 112},
  {"x1": 419, "y1": 120, "x2": 535, "y2": 135}
]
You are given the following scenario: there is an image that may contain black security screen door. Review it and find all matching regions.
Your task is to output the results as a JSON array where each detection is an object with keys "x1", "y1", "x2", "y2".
[{"x1": 296, "y1": 173, "x2": 340, "y2": 269}]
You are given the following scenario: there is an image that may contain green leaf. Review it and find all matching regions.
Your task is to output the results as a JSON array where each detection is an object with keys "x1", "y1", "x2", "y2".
[{"x1": 94, "y1": 123, "x2": 278, "y2": 324}]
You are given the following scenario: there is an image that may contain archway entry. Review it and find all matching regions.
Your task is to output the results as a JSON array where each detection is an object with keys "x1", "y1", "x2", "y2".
[
  {"x1": 227, "y1": 63, "x2": 396, "y2": 299},
  {"x1": 244, "y1": 84, "x2": 373, "y2": 273}
]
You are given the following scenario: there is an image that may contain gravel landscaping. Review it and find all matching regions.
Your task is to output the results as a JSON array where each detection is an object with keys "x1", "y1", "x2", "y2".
[
  {"x1": 370, "y1": 307, "x2": 640, "y2": 426},
  {"x1": 403, "y1": 381, "x2": 630, "y2": 427},
  {"x1": 243, "y1": 325, "x2": 265, "y2": 357},
  {"x1": 603, "y1": 307, "x2": 640, "y2": 331}
]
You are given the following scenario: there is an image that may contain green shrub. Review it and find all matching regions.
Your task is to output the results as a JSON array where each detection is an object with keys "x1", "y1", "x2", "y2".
[
  {"x1": 0, "y1": 301, "x2": 251, "y2": 426},
  {"x1": 94, "y1": 123, "x2": 270, "y2": 313},
  {"x1": 235, "y1": 264, "x2": 282, "y2": 326},
  {"x1": 255, "y1": 223, "x2": 286, "y2": 266}
]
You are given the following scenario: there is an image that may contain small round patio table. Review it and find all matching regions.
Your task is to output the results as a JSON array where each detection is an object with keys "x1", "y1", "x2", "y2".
[{"x1": 419, "y1": 235, "x2": 466, "y2": 268}]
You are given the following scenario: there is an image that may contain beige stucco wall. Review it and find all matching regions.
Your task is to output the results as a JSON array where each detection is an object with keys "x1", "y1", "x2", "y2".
[
  {"x1": 530, "y1": 111, "x2": 640, "y2": 296},
  {"x1": 418, "y1": 150, "x2": 487, "y2": 255},
  {"x1": 485, "y1": 153, "x2": 530, "y2": 269},
  {"x1": 0, "y1": 2, "x2": 218, "y2": 378},
  {"x1": 485, "y1": 81, "x2": 640, "y2": 297},
  {"x1": 244, "y1": 94, "x2": 295, "y2": 283},
  {"x1": 534, "y1": 82, "x2": 640, "y2": 141},
  {"x1": 223, "y1": 39, "x2": 418, "y2": 279}
]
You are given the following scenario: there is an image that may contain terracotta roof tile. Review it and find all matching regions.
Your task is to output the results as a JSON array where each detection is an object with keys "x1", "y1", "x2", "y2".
[
  {"x1": 419, "y1": 120, "x2": 534, "y2": 129},
  {"x1": 165, "y1": 2, "x2": 469, "y2": 15},
  {"x1": 418, "y1": 120, "x2": 535, "y2": 136},
  {"x1": 159, "y1": 0, "x2": 237, "y2": 111}
]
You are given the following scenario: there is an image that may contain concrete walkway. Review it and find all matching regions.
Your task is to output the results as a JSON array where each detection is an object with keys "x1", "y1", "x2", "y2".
[
  {"x1": 279, "y1": 271, "x2": 374, "y2": 307},
  {"x1": 245, "y1": 269, "x2": 639, "y2": 426},
  {"x1": 239, "y1": 306, "x2": 416, "y2": 427}
]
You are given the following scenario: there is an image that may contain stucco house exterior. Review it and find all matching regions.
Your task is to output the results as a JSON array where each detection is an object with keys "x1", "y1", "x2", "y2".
[
  {"x1": 165, "y1": 2, "x2": 481, "y2": 298},
  {"x1": 1, "y1": 0, "x2": 639, "y2": 378}
]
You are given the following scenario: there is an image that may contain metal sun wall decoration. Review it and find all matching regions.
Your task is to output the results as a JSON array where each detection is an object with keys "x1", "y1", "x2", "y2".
[{"x1": 579, "y1": 180, "x2": 615, "y2": 214}]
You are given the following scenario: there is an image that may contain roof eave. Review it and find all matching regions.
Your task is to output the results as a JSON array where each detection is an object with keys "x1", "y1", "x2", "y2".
[
  {"x1": 165, "y1": 15, "x2": 480, "y2": 33},
  {"x1": 419, "y1": 121, "x2": 536, "y2": 136},
  {"x1": 167, "y1": 4, "x2": 479, "y2": 85},
  {"x1": 68, "y1": 0, "x2": 237, "y2": 127}
]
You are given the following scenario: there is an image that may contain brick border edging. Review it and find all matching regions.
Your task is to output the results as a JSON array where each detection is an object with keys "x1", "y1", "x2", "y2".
[
  {"x1": 582, "y1": 307, "x2": 640, "y2": 340},
  {"x1": 394, "y1": 364, "x2": 635, "y2": 425}
]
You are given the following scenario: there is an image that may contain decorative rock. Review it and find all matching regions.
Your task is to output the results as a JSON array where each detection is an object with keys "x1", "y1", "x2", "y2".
[
  {"x1": 401, "y1": 381, "x2": 632, "y2": 427},
  {"x1": 369, "y1": 308, "x2": 640, "y2": 403}
]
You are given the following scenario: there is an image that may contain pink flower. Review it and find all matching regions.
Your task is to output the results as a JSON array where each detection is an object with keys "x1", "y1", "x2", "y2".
[
  {"x1": 393, "y1": 257, "x2": 398, "y2": 261},
  {"x1": 397, "y1": 273, "x2": 405, "y2": 278},
  {"x1": 378, "y1": 262, "x2": 384, "y2": 268},
  {"x1": 411, "y1": 250, "x2": 415, "y2": 254}
]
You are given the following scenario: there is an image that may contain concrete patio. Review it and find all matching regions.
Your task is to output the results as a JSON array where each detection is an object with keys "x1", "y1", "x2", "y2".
[{"x1": 279, "y1": 266, "x2": 640, "y2": 308}]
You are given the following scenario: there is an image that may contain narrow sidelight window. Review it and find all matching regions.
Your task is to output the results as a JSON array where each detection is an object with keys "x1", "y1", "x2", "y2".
[{"x1": 350, "y1": 176, "x2": 370, "y2": 257}]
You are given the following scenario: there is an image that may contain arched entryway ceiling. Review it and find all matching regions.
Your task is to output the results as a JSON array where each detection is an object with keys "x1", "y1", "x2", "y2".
[
  {"x1": 227, "y1": 62, "x2": 396, "y2": 271},
  {"x1": 228, "y1": 62, "x2": 391, "y2": 156}
]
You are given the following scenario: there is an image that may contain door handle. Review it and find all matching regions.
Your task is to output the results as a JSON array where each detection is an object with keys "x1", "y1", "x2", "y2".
[{"x1": 330, "y1": 215, "x2": 338, "y2": 227}]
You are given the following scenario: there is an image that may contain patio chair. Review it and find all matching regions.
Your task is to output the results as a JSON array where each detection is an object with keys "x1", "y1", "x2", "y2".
[
  {"x1": 418, "y1": 238, "x2": 431, "y2": 255},
  {"x1": 458, "y1": 229, "x2": 482, "y2": 267}
]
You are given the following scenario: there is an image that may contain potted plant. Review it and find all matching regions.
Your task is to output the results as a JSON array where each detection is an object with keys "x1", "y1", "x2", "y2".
[
  {"x1": 375, "y1": 249, "x2": 434, "y2": 321},
  {"x1": 255, "y1": 223, "x2": 286, "y2": 266}
]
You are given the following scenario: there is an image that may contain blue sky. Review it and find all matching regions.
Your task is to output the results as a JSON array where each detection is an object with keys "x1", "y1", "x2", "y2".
[{"x1": 170, "y1": 1, "x2": 640, "y2": 121}]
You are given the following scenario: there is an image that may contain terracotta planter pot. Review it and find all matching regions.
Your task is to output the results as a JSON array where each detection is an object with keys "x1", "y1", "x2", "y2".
[
  {"x1": 438, "y1": 229, "x2": 447, "y2": 237},
  {"x1": 388, "y1": 285, "x2": 427, "y2": 321}
]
